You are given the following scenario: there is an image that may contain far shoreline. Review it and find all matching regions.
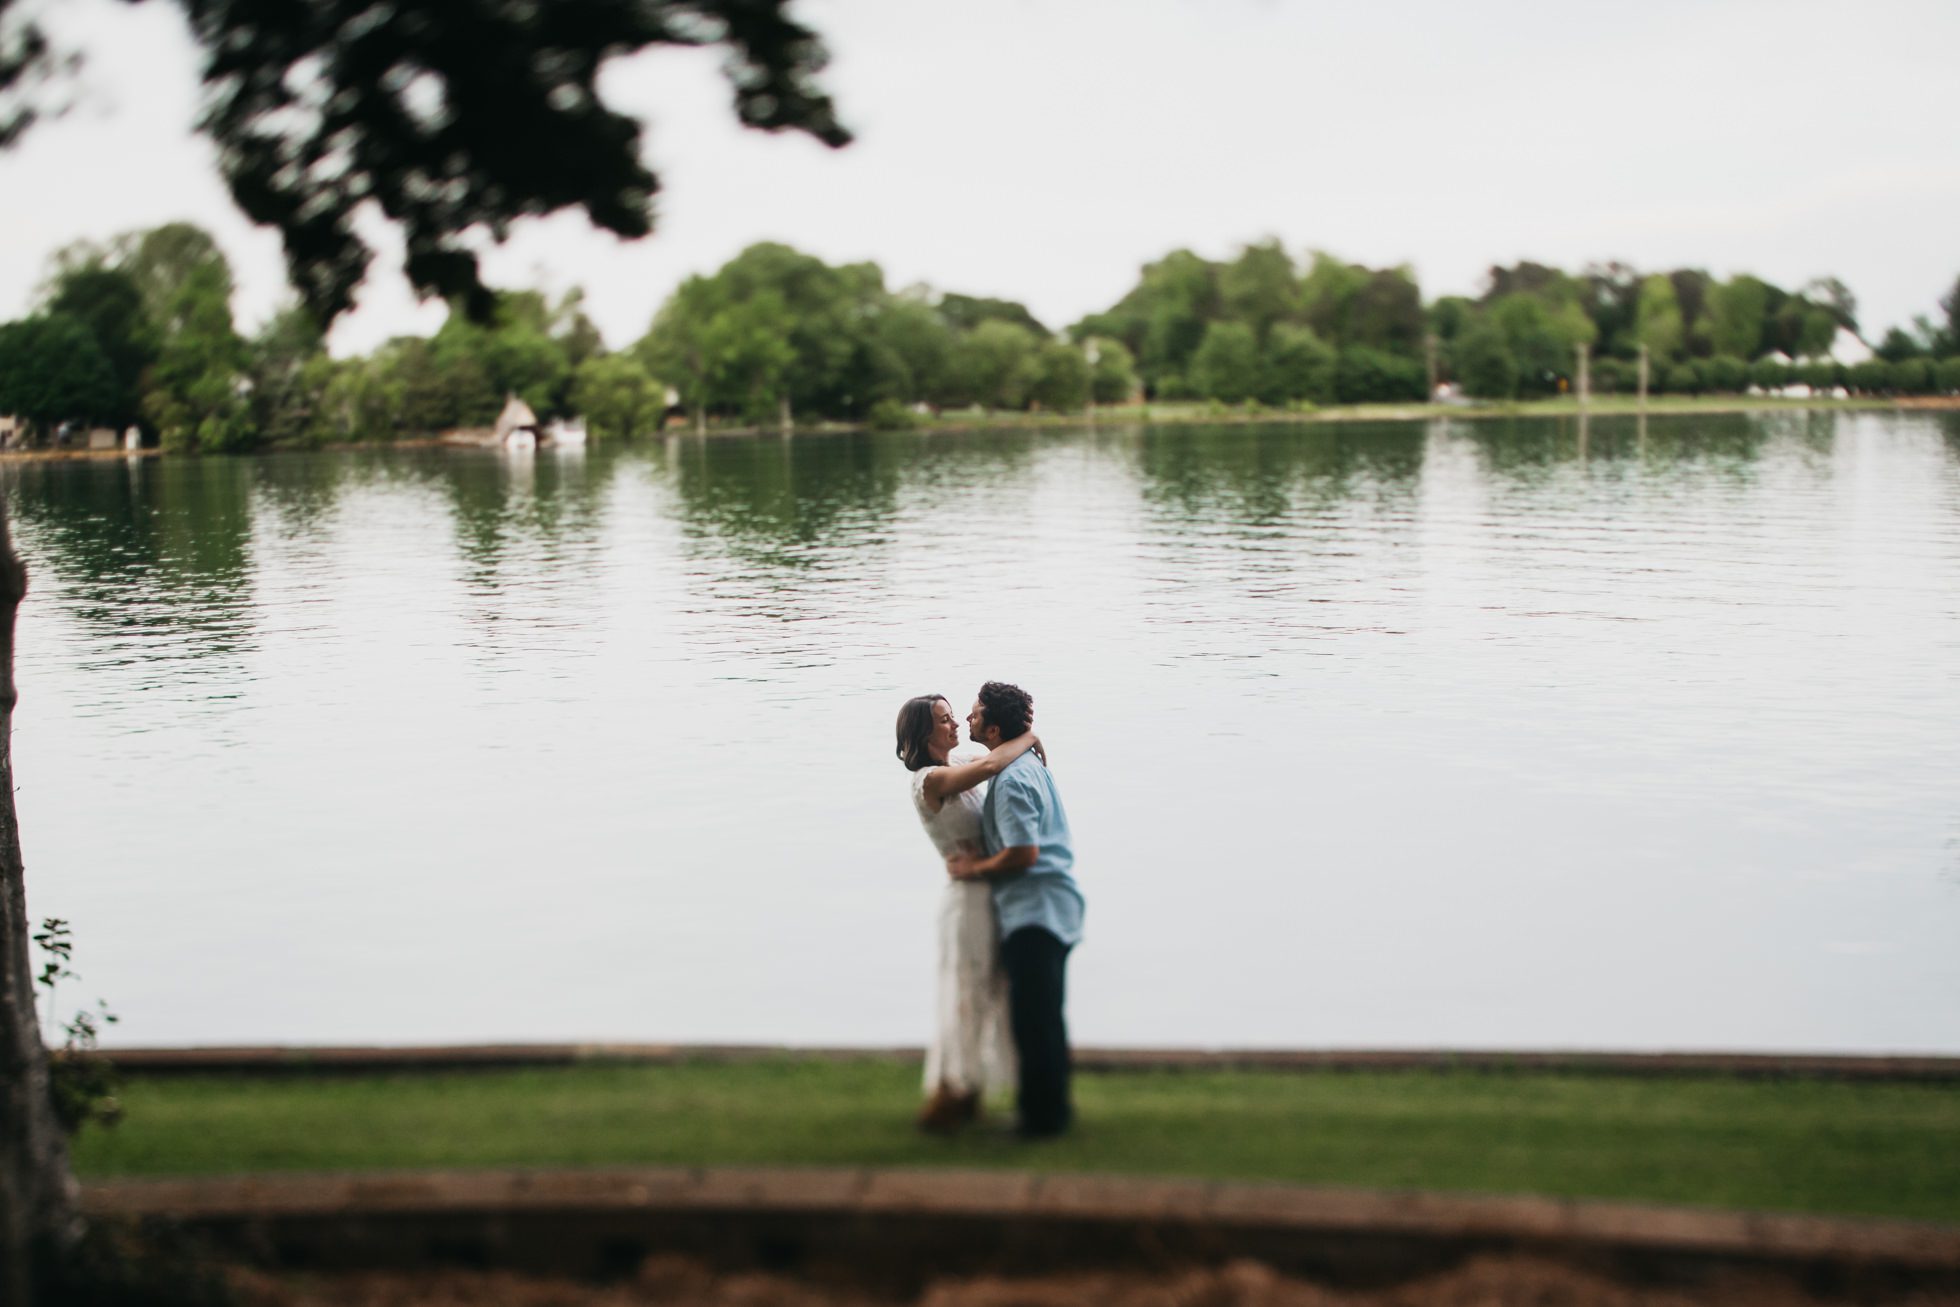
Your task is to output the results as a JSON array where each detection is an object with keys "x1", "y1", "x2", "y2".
[{"x1": 2, "y1": 394, "x2": 1955, "y2": 463}]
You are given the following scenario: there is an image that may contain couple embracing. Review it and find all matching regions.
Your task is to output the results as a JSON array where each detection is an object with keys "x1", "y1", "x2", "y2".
[{"x1": 895, "y1": 680, "x2": 1082, "y2": 1139}]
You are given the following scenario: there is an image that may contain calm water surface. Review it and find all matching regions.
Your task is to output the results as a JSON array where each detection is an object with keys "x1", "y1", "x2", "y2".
[{"x1": 10, "y1": 412, "x2": 1960, "y2": 1051}]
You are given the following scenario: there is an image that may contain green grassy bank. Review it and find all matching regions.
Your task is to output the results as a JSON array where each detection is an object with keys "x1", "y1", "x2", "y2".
[{"x1": 72, "y1": 1060, "x2": 1960, "y2": 1223}]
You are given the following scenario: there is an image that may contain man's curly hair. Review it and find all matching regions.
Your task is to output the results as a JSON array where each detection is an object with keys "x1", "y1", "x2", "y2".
[{"x1": 975, "y1": 681, "x2": 1033, "y2": 741}]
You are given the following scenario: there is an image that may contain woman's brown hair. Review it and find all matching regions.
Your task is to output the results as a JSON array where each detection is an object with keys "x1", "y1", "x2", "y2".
[{"x1": 895, "y1": 694, "x2": 947, "y2": 772}]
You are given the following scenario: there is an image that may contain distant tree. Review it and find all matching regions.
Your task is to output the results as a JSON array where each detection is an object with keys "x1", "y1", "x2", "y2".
[
  {"x1": 1334, "y1": 347, "x2": 1425, "y2": 404},
  {"x1": 1934, "y1": 358, "x2": 1960, "y2": 394},
  {"x1": 1488, "y1": 293, "x2": 1592, "y2": 395},
  {"x1": 0, "y1": 316, "x2": 119, "y2": 436},
  {"x1": 1301, "y1": 254, "x2": 1423, "y2": 357},
  {"x1": 42, "y1": 264, "x2": 158, "y2": 427},
  {"x1": 938, "y1": 293, "x2": 1046, "y2": 338},
  {"x1": 1748, "y1": 358, "x2": 1792, "y2": 392},
  {"x1": 1667, "y1": 269, "x2": 1714, "y2": 349},
  {"x1": 1846, "y1": 359, "x2": 1893, "y2": 394},
  {"x1": 1874, "y1": 326, "x2": 1928, "y2": 363},
  {"x1": 1257, "y1": 322, "x2": 1336, "y2": 405},
  {"x1": 1086, "y1": 337, "x2": 1138, "y2": 405},
  {"x1": 570, "y1": 353, "x2": 665, "y2": 439},
  {"x1": 143, "y1": 263, "x2": 252, "y2": 453},
  {"x1": 113, "y1": 223, "x2": 233, "y2": 332},
  {"x1": 1346, "y1": 268, "x2": 1425, "y2": 358},
  {"x1": 247, "y1": 305, "x2": 335, "y2": 446},
  {"x1": 1888, "y1": 358, "x2": 1931, "y2": 394},
  {"x1": 1426, "y1": 295, "x2": 1477, "y2": 345},
  {"x1": 1581, "y1": 262, "x2": 1642, "y2": 357},
  {"x1": 1940, "y1": 275, "x2": 1960, "y2": 354},
  {"x1": 1218, "y1": 239, "x2": 1298, "y2": 341},
  {"x1": 1190, "y1": 321, "x2": 1260, "y2": 402},
  {"x1": 1634, "y1": 275, "x2": 1685, "y2": 361},
  {"x1": 1026, "y1": 339, "x2": 1090, "y2": 412},
  {"x1": 869, "y1": 295, "x2": 958, "y2": 406},
  {"x1": 1453, "y1": 322, "x2": 1519, "y2": 400},
  {"x1": 955, "y1": 320, "x2": 1039, "y2": 410},
  {"x1": 1483, "y1": 261, "x2": 1573, "y2": 303},
  {"x1": 1706, "y1": 275, "x2": 1770, "y2": 359},
  {"x1": 1083, "y1": 249, "x2": 1219, "y2": 392},
  {"x1": 1702, "y1": 355, "x2": 1749, "y2": 394},
  {"x1": 1804, "y1": 277, "x2": 1860, "y2": 333}
]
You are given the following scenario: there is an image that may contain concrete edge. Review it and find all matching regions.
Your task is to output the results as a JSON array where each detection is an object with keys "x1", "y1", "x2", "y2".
[
  {"x1": 81, "y1": 1167, "x2": 1960, "y2": 1270},
  {"x1": 87, "y1": 1043, "x2": 1960, "y2": 1081}
]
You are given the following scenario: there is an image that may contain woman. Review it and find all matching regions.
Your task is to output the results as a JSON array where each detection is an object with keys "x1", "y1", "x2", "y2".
[{"x1": 895, "y1": 693, "x2": 1041, "y2": 1133}]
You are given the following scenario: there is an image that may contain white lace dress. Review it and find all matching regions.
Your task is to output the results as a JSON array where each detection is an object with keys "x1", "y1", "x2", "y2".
[{"x1": 910, "y1": 760, "x2": 1017, "y2": 1096}]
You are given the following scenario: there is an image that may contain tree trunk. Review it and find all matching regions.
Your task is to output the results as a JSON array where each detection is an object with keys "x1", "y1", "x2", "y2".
[{"x1": 0, "y1": 504, "x2": 78, "y2": 1302}]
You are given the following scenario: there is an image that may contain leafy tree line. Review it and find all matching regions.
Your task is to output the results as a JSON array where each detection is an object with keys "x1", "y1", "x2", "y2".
[{"x1": 5, "y1": 228, "x2": 1960, "y2": 450}]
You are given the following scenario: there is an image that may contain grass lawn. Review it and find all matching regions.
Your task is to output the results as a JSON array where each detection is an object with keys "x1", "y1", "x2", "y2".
[{"x1": 71, "y1": 1060, "x2": 1960, "y2": 1224}]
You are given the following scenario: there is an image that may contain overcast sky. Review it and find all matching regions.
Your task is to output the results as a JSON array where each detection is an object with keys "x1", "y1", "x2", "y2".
[{"x1": 3, "y1": 0, "x2": 1955, "y2": 355}]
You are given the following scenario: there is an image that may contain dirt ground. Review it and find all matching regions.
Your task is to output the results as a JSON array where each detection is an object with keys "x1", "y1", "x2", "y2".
[{"x1": 228, "y1": 1253, "x2": 1960, "y2": 1307}]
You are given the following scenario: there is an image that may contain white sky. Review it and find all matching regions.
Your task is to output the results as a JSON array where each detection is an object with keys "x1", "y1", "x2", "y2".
[{"x1": 3, "y1": 0, "x2": 1956, "y2": 356}]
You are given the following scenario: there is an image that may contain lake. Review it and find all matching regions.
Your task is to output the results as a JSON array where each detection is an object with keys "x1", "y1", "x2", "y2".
[{"x1": 9, "y1": 411, "x2": 1959, "y2": 1053}]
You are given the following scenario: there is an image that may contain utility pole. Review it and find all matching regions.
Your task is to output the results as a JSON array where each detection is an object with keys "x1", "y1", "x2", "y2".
[
  {"x1": 1424, "y1": 333, "x2": 1440, "y2": 402},
  {"x1": 1637, "y1": 344, "x2": 1650, "y2": 413},
  {"x1": 1575, "y1": 345, "x2": 1591, "y2": 411}
]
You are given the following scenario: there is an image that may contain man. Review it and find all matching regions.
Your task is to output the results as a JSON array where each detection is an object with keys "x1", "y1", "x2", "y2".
[{"x1": 947, "y1": 681, "x2": 1083, "y2": 1138}]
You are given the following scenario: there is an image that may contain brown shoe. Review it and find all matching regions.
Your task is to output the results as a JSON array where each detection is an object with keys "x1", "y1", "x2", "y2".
[{"x1": 916, "y1": 1085, "x2": 973, "y2": 1135}]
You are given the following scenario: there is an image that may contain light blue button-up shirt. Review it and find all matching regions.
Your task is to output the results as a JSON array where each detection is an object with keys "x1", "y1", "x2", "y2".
[{"x1": 981, "y1": 750, "x2": 1084, "y2": 946}]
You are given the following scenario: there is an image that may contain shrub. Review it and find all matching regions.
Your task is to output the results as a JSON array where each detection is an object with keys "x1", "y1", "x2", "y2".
[
  {"x1": 865, "y1": 397, "x2": 921, "y2": 430},
  {"x1": 1703, "y1": 356, "x2": 1749, "y2": 394},
  {"x1": 1934, "y1": 358, "x2": 1960, "y2": 394},
  {"x1": 1662, "y1": 363, "x2": 1700, "y2": 394},
  {"x1": 1749, "y1": 359, "x2": 1792, "y2": 391},
  {"x1": 1335, "y1": 347, "x2": 1426, "y2": 404},
  {"x1": 1888, "y1": 358, "x2": 1931, "y2": 394},
  {"x1": 1453, "y1": 325, "x2": 1518, "y2": 400},
  {"x1": 1846, "y1": 359, "x2": 1893, "y2": 394}
]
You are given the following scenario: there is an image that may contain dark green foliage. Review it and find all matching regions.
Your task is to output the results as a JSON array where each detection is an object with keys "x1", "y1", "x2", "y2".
[
  {"x1": 1258, "y1": 323, "x2": 1336, "y2": 405},
  {"x1": 1026, "y1": 339, "x2": 1090, "y2": 412},
  {"x1": 1846, "y1": 359, "x2": 1893, "y2": 394},
  {"x1": 142, "y1": 262, "x2": 252, "y2": 452},
  {"x1": 1662, "y1": 363, "x2": 1701, "y2": 394},
  {"x1": 44, "y1": 265, "x2": 158, "y2": 426},
  {"x1": 1190, "y1": 321, "x2": 1260, "y2": 402},
  {"x1": 1334, "y1": 347, "x2": 1425, "y2": 404},
  {"x1": 1702, "y1": 356, "x2": 1749, "y2": 394},
  {"x1": 570, "y1": 352, "x2": 664, "y2": 439},
  {"x1": 1935, "y1": 358, "x2": 1960, "y2": 394},
  {"x1": 1087, "y1": 337, "x2": 1139, "y2": 404},
  {"x1": 1218, "y1": 240, "x2": 1298, "y2": 340},
  {"x1": 1888, "y1": 358, "x2": 1932, "y2": 393},
  {"x1": 1589, "y1": 357, "x2": 1631, "y2": 394},
  {"x1": 1452, "y1": 324, "x2": 1518, "y2": 400},
  {"x1": 169, "y1": 0, "x2": 848, "y2": 324},
  {"x1": 1749, "y1": 359, "x2": 1792, "y2": 391},
  {"x1": 0, "y1": 314, "x2": 118, "y2": 433},
  {"x1": 937, "y1": 293, "x2": 1046, "y2": 338},
  {"x1": 1798, "y1": 361, "x2": 1840, "y2": 392},
  {"x1": 247, "y1": 306, "x2": 333, "y2": 446},
  {"x1": 954, "y1": 320, "x2": 1040, "y2": 411},
  {"x1": 864, "y1": 397, "x2": 920, "y2": 430},
  {"x1": 1875, "y1": 327, "x2": 1926, "y2": 362}
]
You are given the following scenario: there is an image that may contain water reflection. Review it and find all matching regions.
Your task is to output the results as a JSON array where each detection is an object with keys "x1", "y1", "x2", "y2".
[
  {"x1": 7, "y1": 456, "x2": 258, "y2": 694},
  {"x1": 6, "y1": 412, "x2": 1959, "y2": 1052}
]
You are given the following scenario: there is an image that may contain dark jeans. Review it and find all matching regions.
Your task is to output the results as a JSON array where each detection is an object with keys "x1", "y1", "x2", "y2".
[{"x1": 1001, "y1": 926, "x2": 1073, "y2": 1136}]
